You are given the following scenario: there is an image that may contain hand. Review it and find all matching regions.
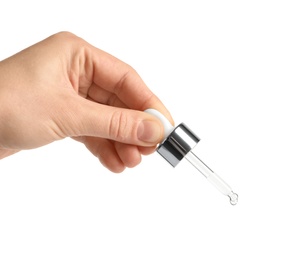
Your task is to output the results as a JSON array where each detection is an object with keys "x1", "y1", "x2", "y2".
[{"x1": 0, "y1": 32, "x2": 173, "y2": 172}]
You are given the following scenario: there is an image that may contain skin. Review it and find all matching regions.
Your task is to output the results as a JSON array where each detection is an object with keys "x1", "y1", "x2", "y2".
[{"x1": 0, "y1": 31, "x2": 173, "y2": 173}]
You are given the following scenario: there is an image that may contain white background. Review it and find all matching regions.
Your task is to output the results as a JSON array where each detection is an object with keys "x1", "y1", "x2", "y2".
[{"x1": 1, "y1": 1, "x2": 303, "y2": 259}]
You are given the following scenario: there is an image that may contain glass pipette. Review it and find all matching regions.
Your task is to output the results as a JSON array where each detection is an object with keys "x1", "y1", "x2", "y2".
[
  {"x1": 185, "y1": 150, "x2": 238, "y2": 205},
  {"x1": 145, "y1": 109, "x2": 238, "y2": 206}
]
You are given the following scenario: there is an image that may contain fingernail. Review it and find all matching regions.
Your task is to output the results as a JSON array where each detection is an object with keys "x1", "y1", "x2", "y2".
[{"x1": 137, "y1": 120, "x2": 162, "y2": 143}]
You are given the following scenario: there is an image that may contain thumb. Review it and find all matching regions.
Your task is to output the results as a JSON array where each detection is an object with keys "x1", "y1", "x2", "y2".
[{"x1": 67, "y1": 97, "x2": 165, "y2": 146}]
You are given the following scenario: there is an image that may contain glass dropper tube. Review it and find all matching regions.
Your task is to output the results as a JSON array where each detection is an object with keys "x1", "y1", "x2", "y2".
[
  {"x1": 145, "y1": 109, "x2": 238, "y2": 206},
  {"x1": 185, "y1": 151, "x2": 238, "y2": 205}
]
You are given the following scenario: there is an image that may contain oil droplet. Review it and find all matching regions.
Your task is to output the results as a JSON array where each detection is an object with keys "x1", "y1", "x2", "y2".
[{"x1": 228, "y1": 192, "x2": 238, "y2": 206}]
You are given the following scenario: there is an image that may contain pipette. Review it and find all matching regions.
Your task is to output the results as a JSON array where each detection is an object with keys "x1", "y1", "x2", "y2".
[{"x1": 145, "y1": 109, "x2": 238, "y2": 206}]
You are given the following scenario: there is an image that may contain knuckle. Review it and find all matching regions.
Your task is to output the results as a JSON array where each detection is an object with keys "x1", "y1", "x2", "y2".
[
  {"x1": 109, "y1": 110, "x2": 129, "y2": 141},
  {"x1": 51, "y1": 31, "x2": 78, "y2": 42}
]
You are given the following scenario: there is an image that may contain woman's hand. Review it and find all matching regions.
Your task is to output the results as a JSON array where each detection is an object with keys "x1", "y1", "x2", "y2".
[{"x1": 0, "y1": 32, "x2": 173, "y2": 172}]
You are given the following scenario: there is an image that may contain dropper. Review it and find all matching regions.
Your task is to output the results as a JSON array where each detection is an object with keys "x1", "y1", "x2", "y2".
[{"x1": 145, "y1": 109, "x2": 238, "y2": 206}]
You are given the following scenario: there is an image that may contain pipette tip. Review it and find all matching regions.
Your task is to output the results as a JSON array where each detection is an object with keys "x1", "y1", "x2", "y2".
[{"x1": 228, "y1": 192, "x2": 238, "y2": 206}]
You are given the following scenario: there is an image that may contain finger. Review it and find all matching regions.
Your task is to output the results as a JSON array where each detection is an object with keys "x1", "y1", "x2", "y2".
[
  {"x1": 81, "y1": 136, "x2": 126, "y2": 173},
  {"x1": 114, "y1": 142, "x2": 142, "y2": 168},
  {"x1": 138, "y1": 146, "x2": 157, "y2": 155},
  {"x1": 87, "y1": 82, "x2": 127, "y2": 108},
  {"x1": 82, "y1": 39, "x2": 174, "y2": 124},
  {"x1": 67, "y1": 96, "x2": 165, "y2": 147}
]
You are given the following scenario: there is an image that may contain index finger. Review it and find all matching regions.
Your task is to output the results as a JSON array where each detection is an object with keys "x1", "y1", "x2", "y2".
[{"x1": 87, "y1": 42, "x2": 173, "y2": 123}]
